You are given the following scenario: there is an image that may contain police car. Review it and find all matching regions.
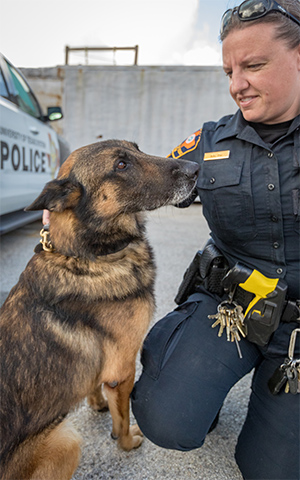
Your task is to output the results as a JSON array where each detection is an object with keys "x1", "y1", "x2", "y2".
[{"x1": 0, "y1": 54, "x2": 70, "y2": 234}]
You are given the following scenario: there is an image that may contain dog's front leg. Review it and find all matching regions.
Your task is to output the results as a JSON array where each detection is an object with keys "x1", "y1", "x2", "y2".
[{"x1": 104, "y1": 374, "x2": 143, "y2": 451}]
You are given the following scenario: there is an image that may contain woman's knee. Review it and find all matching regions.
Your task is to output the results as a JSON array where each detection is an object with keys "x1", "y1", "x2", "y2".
[{"x1": 131, "y1": 376, "x2": 210, "y2": 451}]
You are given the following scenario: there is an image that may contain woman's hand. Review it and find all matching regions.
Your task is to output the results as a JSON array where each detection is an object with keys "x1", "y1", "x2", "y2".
[{"x1": 42, "y1": 210, "x2": 50, "y2": 225}]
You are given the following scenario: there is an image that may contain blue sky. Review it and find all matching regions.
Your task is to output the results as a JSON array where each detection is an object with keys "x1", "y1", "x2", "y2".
[{"x1": 1, "y1": 0, "x2": 238, "y2": 68}]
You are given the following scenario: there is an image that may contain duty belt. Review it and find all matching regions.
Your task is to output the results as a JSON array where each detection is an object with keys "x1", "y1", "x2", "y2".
[
  {"x1": 175, "y1": 242, "x2": 300, "y2": 350},
  {"x1": 281, "y1": 299, "x2": 300, "y2": 324}
]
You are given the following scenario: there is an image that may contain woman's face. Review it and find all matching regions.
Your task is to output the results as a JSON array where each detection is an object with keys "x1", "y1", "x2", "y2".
[{"x1": 222, "y1": 22, "x2": 300, "y2": 124}]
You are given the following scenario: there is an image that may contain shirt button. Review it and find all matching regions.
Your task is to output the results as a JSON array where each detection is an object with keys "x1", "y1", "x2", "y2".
[
  {"x1": 273, "y1": 242, "x2": 280, "y2": 249},
  {"x1": 268, "y1": 152, "x2": 274, "y2": 158},
  {"x1": 268, "y1": 184, "x2": 275, "y2": 191},
  {"x1": 210, "y1": 177, "x2": 216, "y2": 184},
  {"x1": 271, "y1": 215, "x2": 278, "y2": 222},
  {"x1": 276, "y1": 268, "x2": 283, "y2": 275}
]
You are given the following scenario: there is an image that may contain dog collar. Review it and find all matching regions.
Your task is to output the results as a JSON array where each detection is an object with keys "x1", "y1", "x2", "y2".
[
  {"x1": 35, "y1": 225, "x2": 131, "y2": 257},
  {"x1": 96, "y1": 240, "x2": 131, "y2": 256}
]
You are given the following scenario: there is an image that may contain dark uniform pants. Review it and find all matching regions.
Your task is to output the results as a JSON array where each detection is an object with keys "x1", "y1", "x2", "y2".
[{"x1": 131, "y1": 292, "x2": 300, "y2": 480}]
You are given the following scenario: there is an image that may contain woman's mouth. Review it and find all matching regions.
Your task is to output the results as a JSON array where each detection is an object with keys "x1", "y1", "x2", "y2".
[{"x1": 239, "y1": 96, "x2": 258, "y2": 108}]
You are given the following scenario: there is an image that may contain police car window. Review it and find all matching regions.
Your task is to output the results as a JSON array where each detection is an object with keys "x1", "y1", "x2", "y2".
[
  {"x1": 0, "y1": 68, "x2": 9, "y2": 98},
  {"x1": 6, "y1": 62, "x2": 41, "y2": 119}
]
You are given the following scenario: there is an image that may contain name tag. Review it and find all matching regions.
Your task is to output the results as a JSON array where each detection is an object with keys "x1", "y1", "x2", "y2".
[{"x1": 204, "y1": 150, "x2": 230, "y2": 161}]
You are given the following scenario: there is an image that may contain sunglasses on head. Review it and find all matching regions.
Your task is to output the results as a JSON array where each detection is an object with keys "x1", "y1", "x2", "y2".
[{"x1": 220, "y1": 0, "x2": 300, "y2": 36}]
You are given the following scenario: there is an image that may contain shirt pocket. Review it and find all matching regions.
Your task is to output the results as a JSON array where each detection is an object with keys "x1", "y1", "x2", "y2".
[{"x1": 197, "y1": 158, "x2": 257, "y2": 246}]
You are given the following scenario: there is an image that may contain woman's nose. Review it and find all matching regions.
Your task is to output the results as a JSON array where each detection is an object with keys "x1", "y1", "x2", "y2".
[{"x1": 230, "y1": 71, "x2": 249, "y2": 96}]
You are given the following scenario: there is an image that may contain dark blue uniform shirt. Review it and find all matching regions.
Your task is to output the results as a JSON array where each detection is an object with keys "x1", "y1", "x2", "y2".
[{"x1": 170, "y1": 110, "x2": 300, "y2": 300}]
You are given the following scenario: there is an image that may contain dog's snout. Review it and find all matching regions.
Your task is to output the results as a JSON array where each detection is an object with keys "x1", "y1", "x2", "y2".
[
  {"x1": 185, "y1": 161, "x2": 200, "y2": 179},
  {"x1": 174, "y1": 161, "x2": 199, "y2": 180}
]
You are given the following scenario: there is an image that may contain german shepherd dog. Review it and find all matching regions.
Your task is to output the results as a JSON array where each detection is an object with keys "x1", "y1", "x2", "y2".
[{"x1": 0, "y1": 140, "x2": 199, "y2": 480}]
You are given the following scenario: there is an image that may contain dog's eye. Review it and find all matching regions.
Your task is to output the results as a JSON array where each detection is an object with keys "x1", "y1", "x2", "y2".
[{"x1": 117, "y1": 160, "x2": 127, "y2": 170}]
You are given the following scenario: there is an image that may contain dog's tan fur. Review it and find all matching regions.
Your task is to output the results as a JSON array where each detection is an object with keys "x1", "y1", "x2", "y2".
[{"x1": 0, "y1": 140, "x2": 199, "y2": 480}]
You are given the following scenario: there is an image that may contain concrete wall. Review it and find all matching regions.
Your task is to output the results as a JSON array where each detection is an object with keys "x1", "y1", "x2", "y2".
[{"x1": 22, "y1": 65, "x2": 237, "y2": 156}]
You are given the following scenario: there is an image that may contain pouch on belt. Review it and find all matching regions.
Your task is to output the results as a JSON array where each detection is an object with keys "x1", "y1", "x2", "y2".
[{"x1": 223, "y1": 264, "x2": 287, "y2": 346}]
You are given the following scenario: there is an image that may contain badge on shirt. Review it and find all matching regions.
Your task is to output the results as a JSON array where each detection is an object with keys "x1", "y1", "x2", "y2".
[
  {"x1": 204, "y1": 150, "x2": 230, "y2": 161},
  {"x1": 168, "y1": 129, "x2": 202, "y2": 159}
]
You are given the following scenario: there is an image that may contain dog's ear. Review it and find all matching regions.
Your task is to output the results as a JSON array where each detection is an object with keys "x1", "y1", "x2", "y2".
[{"x1": 25, "y1": 179, "x2": 82, "y2": 212}]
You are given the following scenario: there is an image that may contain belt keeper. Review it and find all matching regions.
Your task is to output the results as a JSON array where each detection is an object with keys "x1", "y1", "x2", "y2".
[{"x1": 281, "y1": 300, "x2": 300, "y2": 323}]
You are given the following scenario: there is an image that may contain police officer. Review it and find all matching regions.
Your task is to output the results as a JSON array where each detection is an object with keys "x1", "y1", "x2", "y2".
[{"x1": 131, "y1": 1, "x2": 300, "y2": 479}]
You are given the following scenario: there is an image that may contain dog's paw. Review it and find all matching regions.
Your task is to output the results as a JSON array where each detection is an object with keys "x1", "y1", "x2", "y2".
[{"x1": 118, "y1": 425, "x2": 144, "y2": 451}]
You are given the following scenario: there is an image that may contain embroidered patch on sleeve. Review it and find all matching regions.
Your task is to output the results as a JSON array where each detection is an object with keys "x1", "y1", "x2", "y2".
[{"x1": 168, "y1": 129, "x2": 202, "y2": 159}]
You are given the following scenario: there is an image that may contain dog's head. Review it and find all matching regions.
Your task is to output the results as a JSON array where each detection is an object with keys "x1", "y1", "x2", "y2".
[{"x1": 26, "y1": 140, "x2": 199, "y2": 220}]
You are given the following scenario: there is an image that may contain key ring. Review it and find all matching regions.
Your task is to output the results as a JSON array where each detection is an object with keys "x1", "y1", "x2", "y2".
[{"x1": 288, "y1": 328, "x2": 300, "y2": 361}]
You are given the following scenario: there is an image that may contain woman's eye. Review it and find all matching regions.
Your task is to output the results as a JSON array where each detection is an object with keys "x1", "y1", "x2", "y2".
[
  {"x1": 117, "y1": 160, "x2": 127, "y2": 170},
  {"x1": 248, "y1": 64, "x2": 263, "y2": 70}
]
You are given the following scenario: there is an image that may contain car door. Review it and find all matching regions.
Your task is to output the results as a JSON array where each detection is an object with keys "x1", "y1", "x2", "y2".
[{"x1": 0, "y1": 55, "x2": 60, "y2": 216}]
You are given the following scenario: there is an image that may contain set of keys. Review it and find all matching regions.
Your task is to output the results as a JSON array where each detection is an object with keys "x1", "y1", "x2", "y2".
[
  {"x1": 268, "y1": 328, "x2": 300, "y2": 395},
  {"x1": 208, "y1": 301, "x2": 246, "y2": 359}
]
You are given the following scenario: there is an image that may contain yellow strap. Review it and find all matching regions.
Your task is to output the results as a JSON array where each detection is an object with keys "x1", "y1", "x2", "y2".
[{"x1": 239, "y1": 270, "x2": 279, "y2": 317}]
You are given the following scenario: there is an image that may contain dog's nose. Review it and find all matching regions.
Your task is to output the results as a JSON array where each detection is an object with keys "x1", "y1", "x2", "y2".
[{"x1": 179, "y1": 161, "x2": 200, "y2": 180}]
